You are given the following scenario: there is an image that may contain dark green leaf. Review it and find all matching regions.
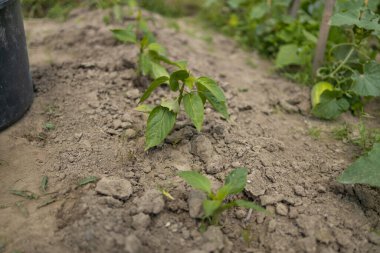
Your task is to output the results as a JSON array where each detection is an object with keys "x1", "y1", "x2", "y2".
[
  {"x1": 178, "y1": 171, "x2": 212, "y2": 194},
  {"x1": 183, "y1": 93, "x2": 204, "y2": 131},
  {"x1": 203, "y1": 200, "x2": 222, "y2": 217},
  {"x1": 145, "y1": 106, "x2": 176, "y2": 150},
  {"x1": 338, "y1": 143, "x2": 380, "y2": 187},
  {"x1": 139, "y1": 76, "x2": 169, "y2": 104},
  {"x1": 196, "y1": 77, "x2": 226, "y2": 102},
  {"x1": 78, "y1": 176, "x2": 99, "y2": 186},
  {"x1": 234, "y1": 200, "x2": 268, "y2": 213},
  {"x1": 351, "y1": 61, "x2": 380, "y2": 97},
  {"x1": 311, "y1": 90, "x2": 350, "y2": 120},
  {"x1": 111, "y1": 26, "x2": 137, "y2": 44},
  {"x1": 197, "y1": 84, "x2": 229, "y2": 119},
  {"x1": 169, "y1": 70, "x2": 189, "y2": 91}
]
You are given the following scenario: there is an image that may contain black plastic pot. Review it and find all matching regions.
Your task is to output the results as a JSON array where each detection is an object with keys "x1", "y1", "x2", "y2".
[{"x1": 0, "y1": 0, "x2": 33, "y2": 130}]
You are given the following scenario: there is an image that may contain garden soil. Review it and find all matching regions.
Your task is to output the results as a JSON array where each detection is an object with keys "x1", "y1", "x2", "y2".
[{"x1": 1, "y1": 7, "x2": 380, "y2": 253}]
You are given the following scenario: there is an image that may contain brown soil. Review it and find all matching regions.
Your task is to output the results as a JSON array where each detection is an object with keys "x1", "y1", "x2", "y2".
[{"x1": 1, "y1": 7, "x2": 379, "y2": 253}]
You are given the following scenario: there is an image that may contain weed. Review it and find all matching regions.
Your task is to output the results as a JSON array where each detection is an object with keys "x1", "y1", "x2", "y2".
[
  {"x1": 40, "y1": 176, "x2": 48, "y2": 193},
  {"x1": 43, "y1": 122, "x2": 55, "y2": 131},
  {"x1": 308, "y1": 127, "x2": 321, "y2": 140},
  {"x1": 78, "y1": 176, "x2": 99, "y2": 186},
  {"x1": 10, "y1": 190, "x2": 39, "y2": 200},
  {"x1": 178, "y1": 168, "x2": 267, "y2": 227},
  {"x1": 331, "y1": 124, "x2": 351, "y2": 141}
]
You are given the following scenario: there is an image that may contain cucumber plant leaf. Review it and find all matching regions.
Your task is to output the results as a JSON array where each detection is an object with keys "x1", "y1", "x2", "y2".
[
  {"x1": 178, "y1": 171, "x2": 212, "y2": 195},
  {"x1": 139, "y1": 76, "x2": 169, "y2": 104},
  {"x1": 338, "y1": 143, "x2": 380, "y2": 187},
  {"x1": 145, "y1": 106, "x2": 176, "y2": 150},
  {"x1": 311, "y1": 90, "x2": 350, "y2": 120},
  {"x1": 351, "y1": 61, "x2": 380, "y2": 97},
  {"x1": 275, "y1": 44, "x2": 303, "y2": 68},
  {"x1": 183, "y1": 93, "x2": 204, "y2": 131}
]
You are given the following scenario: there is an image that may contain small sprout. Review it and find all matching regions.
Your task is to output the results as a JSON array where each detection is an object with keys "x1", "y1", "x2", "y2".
[
  {"x1": 40, "y1": 176, "x2": 48, "y2": 193},
  {"x1": 78, "y1": 176, "x2": 99, "y2": 187},
  {"x1": 37, "y1": 198, "x2": 56, "y2": 209},
  {"x1": 10, "y1": 190, "x2": 39, "y2": 200},
  {"x1": 179, "y1": 168, "x2": 268, "y2": 227},
  {"x1": 161, "y1": 189, "x2": 175, "y2": 200},
  {"x1": 308, "y1": 127, "x2": 321, "y2": 140},
  {"x1": 44, "y1": 122, "x2": 55, "y2": 131}
]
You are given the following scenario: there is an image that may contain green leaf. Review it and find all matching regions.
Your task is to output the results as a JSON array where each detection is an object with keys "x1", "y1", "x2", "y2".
[
  {"x1": 178, "y1": 171, "x2": 212, "y2": 194},
  {"x1": 183, "y1": 93, "x2": 204, "y2": 131},
  {"x1": 275, "y1": 44, "x2": 303, "y2": 68},
  {"x1": 161, "y1": 99, "x2": 180, "y2": 113},
  {"x1": 203, "y1": 200, "x2": 222, "y2": 217},
  {"x1": 151, "y1": 61, "x2": 169, "y2": 79},
  {"x1": 338, "y1": 143, "x2": 380, "y2": 187},
  {"x1": 311, "y1": 90, "x2": 350, "y2": 120},
  {"x1": 10, "y1": 190, "x2": 39, "y2": 200},
  {"x1": 139, "y1": 76, "x2": 169, "y2": 104},
  {"x1": 185, "y1": 76, "x2": 196, "y2": 89},
  {"x1": 138, "y1": 52, "x2": 151, "y2": 76},
  {"x1": 196, "y1": 81, "x2": 229, "y2": 119},
  {"x1": 215, "y1": 168, "x2": 248, "y2": 200},
  {"x1": 196, "y1": 77, "x2": 226, "y2": 102},
  {"x1": 351, "y1": 61, "x2": 380, "y2": 97},
  {"x1": 78, "y1": 176, "x2": 99, "y2": 186},
  {"x1": 234, "y1": 200, "x2": 268, "y2": 213},
  {"x1": 135, "y1": 104, "x2": 155, "y2": 113},
  {"x1": 40, "y1": 176, "x2": 48, "y2": 192},
  {"x1": 147, "y1": 42, "x2": 166, "y2": 55},
  {"x1": 111, "y1": 26, "x2": 137, "y2": 44},
  {"x1": 311, "y1": 82, "x2": 334, "y2": 108},
  {"x1": 145, "y1": 106, "x2": 176, "y2": 150},
  {"x1": 250, "y1": 2, "x2": 269, "y2": 20},
  {"x1": 169, "y1": 70, "x2": 190, "y2": 91}
]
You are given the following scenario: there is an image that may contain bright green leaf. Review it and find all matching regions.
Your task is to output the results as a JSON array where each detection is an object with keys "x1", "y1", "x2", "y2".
[
  {"x1": 161, "y1": 99, "x2": 180, "y2": 113},
  {"x1": 275, "y1": 44, "x2": 303, "y2": 68},
  {"x1": 224, "y1": 168, "x2": 247, "y2": 194},
  {"x1": 147, "y1": 42, "x2": 166, "y2": 55},
  {"x1": 338, "y1": 143, "x2": 380, "y2": 187},
  {"x1": 138, "y1": 52, "x2": 151, "y2": 76},
  {"x1": 145, "y1": 106, "x2": 176, "y2": 150},
  {"x1": 311, "y1": 90, "x2": 350, "y2": 120},
  {"x1": 203, "y1": 200, "x2": 222, "y2": 217},
  {"x1": 111, "y1": 26, "x2": 137, "y2": 44},
  {"x1": 139, "y1": 76, "x2": 169, "y2": 104},
  {"x1": 183, "y1": 93, "x2": 204, "y2": 131},
  {"x1": 135, "y1": 104, "x2": 155, "y2": 113},
  {"x1": 151, "y1": 61, "x2": 169, "y2": 79},
  {"x1": 351, "y1": 61, "x2": 380, "y2": 97},
  {"x1": 185, "y1": 76, "x2": 196, "y2": 89},
  {"x1": 178, "y1": 171, "x2": 212, "y2": 194}
]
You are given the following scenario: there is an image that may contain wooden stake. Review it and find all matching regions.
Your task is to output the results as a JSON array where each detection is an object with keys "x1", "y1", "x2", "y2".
[
  {"x1": 289, "y1": 0, "x2": 301, "y2": 18},
  {"x1": 312, "y1": 0, "x2": 336, "y2": 75}
]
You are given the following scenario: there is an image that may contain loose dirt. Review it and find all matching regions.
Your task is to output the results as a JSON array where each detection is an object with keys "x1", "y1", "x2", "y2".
[{"x1": 0, "y1": 7, "x2": 379, "y2": 253}]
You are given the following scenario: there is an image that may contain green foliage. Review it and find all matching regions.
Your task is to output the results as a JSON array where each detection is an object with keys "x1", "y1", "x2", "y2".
[
  {"x1": 179, "y1": 168, "x2": 267, "y2": 226},
  {"x1": 313, "y1": 1, "x2": 380, "y2": 120},
  {"x1": 338, "y1": 143, "x2": 380, "y2": 188},
  {"x1": 140, "y1": 71, "x2": 228, "y2": 150}
]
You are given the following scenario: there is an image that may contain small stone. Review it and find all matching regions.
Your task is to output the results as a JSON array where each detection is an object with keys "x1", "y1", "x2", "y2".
[
  {"x1": 317, "y1": 185, "x2": 327, "y2": 193},
  {"x1": 275, "y1": 203, "x2": 288, "y2": 216},
  {"x1": 125, "y1": 234, "x2": 142, "y2": 253},
  {"x1": 126, "y1": 89, "x2": 140, "y2": 99},
  {"x1": 74, "y1": 132, "x2": 83, "y2": 140},
  {"x1": 288, "y1": 207, "x2": 298, "y2": 219},
  {"x1": 113, "y1": 119, "x2": 123, "y2": 129},
  {"x1": 188, "y1": 190, "x2": 206, "y2": 218},
  {"x1": 191, "y1": 135, "x2": 214, "y2": 163},
  {"x1": 202, "y1": 226, "x2": 225, "y2": 252},
  {"x1": 235, "y1": 209, "x2": 247, "y2": 220},
  {"x1": 136, "y1": 189, "x2": 165, "y2": 214},
  {"x1": 246, "y1": 170, "x2": 267, "y2": 197},
  {"x1": 315, "y1": 228, "x2": 334, "y2": 244},
  {"x1": 260, "y1": 194, "x2": 284, "y2": 206},
  {"x1": 124, "y1": 129, "x2": 137, "y2": 139},
  {"x1": 122, "y1": 112, "x2": 132, "y2": 122},
  {"x1": 95, "y1": 177, "x2": 133, "y2": 200},
  {"x1": 132, "y1": 213, "x2": 151, "y2": 229},
  {"x1": 143, "y1": 166, "x2": 152, "y2": 173},
  {"x1": 294, "y1": 185, "x2": 307, "y2": 197}
]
